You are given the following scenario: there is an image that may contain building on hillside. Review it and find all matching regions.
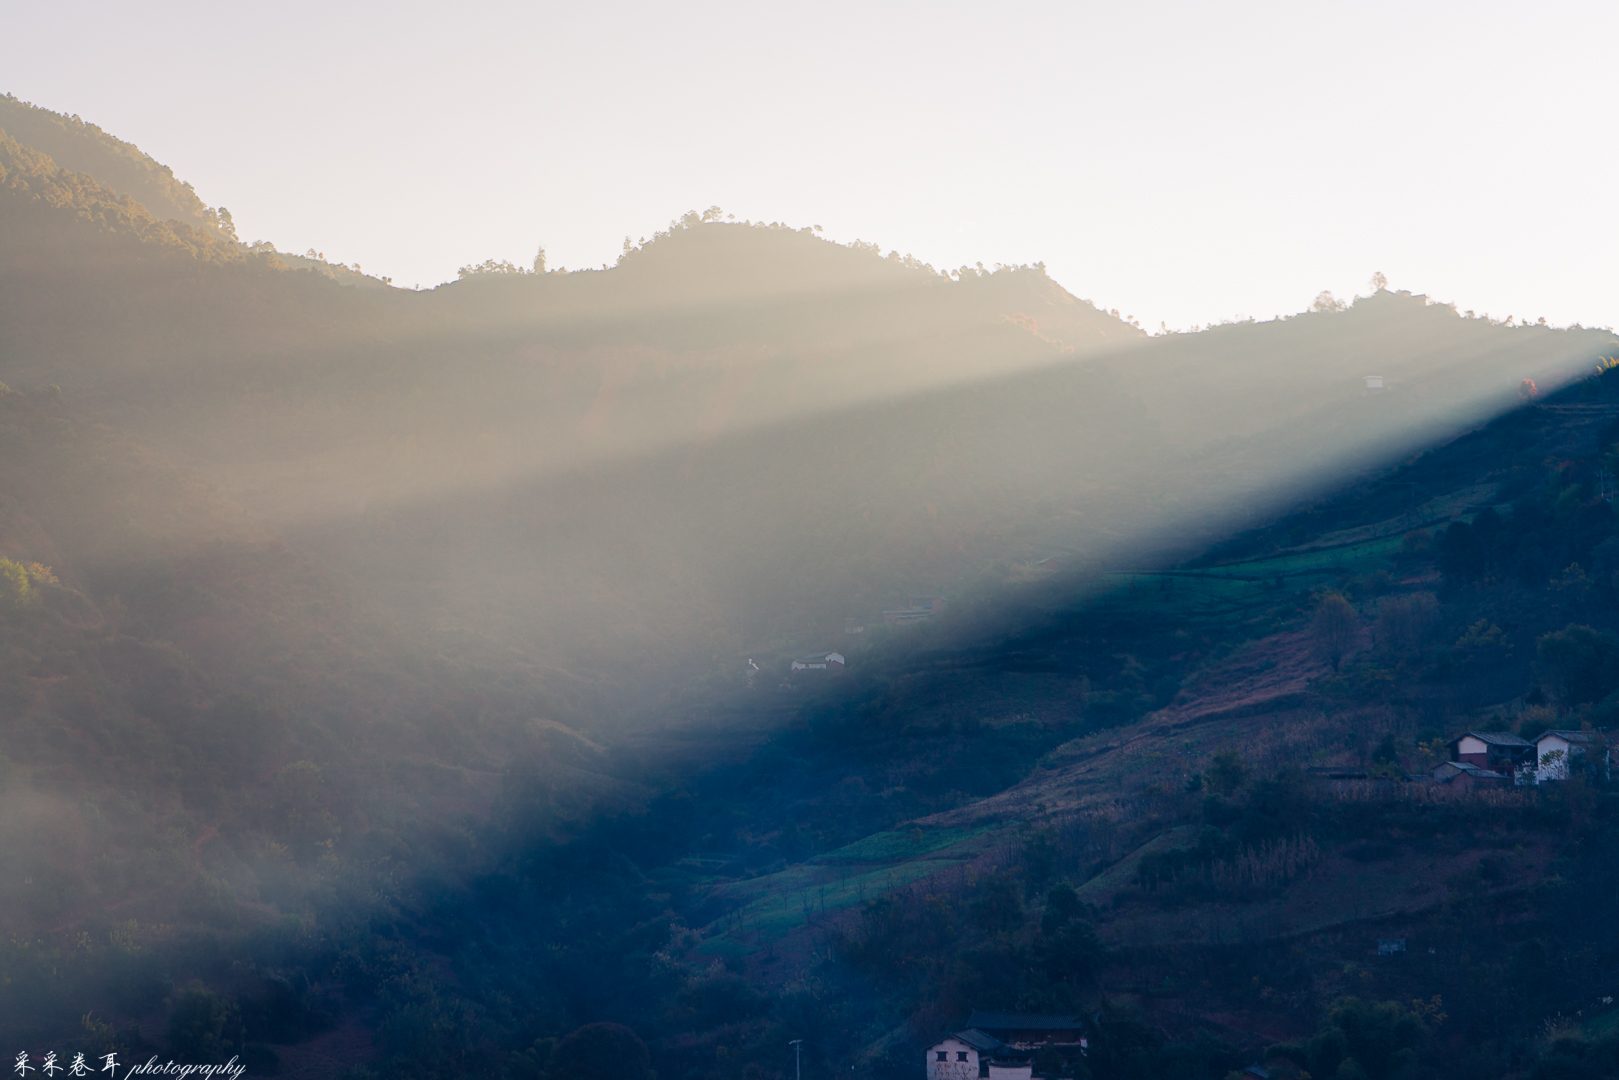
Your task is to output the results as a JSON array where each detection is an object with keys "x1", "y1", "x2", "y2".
[
  {"x1": 1532, "y1": 729, "x2": 1611, "y2": 782},
  {"x1": 925, "y1": 1031, "x2": 1002, "y2": 1080},
  {"x1": 1364, "y1": 375, "x2": 1385, "y2": 391},
  {"x1": 964, "y1": 1012, "x2": 1085, "y2": 1048},
  {"x1": 789, "y1": 650, "x2": 845, "y2": 674},
  {"x1": 929, "y1": 1014, "x2": 1089, "y2": 1080},
  {"x1": 1446, "y1": 731, "x2": 1533, "y2": 779},
  {"x1": 1432, "y1": 760, "x2": 1509, "y2": 787},
  {"x1": 883, "y1": 596, "x2": 948, "y2": 626}
]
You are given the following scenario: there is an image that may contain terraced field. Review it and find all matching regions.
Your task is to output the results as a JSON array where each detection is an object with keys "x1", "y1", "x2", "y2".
[{"x1": 695, "y1": 824, "x2": 1002, "y2": 959}]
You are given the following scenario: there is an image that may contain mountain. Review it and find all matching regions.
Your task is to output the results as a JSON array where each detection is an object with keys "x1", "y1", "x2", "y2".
[
  {"x1": 454, "y1": 360, "x2": 1619, "y2": 1080},
  {"x1": 1, "y1": 95, "x2": 1618, "y2": 1080},
  {"x1": 0, "y1": 93, "x2": 223, "y2": 232},
  {"x1": 2, "y1": 125, "x2": 1604, "y2": 714}
]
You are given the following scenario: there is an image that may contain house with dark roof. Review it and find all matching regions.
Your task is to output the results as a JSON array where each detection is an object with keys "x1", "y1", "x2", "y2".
[
  {"x1": 1532, "y1": 729, "x2": 1611, "y2": 782},
  {"x1": 926, "y1": 1031, "x2": 1002, "y2": 1080},
  {"x1": 1432, "y1": 760, "x2": 1509, "y2": 787},
  {"x1": 1447, "y1": 731, "x2": 1533, "y2": 779},
  {"x1": 789, "y1": 650, "x2": 845, "y2": 674},
  {"x1": 929, "y1": 1013, "x2": 1089, "y2": 1080}
]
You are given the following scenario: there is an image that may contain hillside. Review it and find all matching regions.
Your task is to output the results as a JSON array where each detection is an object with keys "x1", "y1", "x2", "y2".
[
  {"x1": 160, "y1": 344, "x2": 1619, "y2": 1080},
  {"x1": 2, "y1": 95, "x2": 1619, "y2": 1080},
  {"x1": 0, "y1": 94, "x2": 222, "y2": 231},
  {"x1": 593, "y1": 363, "x2": 1619, "y2": 1080},
  {"x1": 0, "y1": 383, "x2": 646, "y2": 1047},
  {"x1": 3, "y1": 134, "x2": 1605, "y2": 721}
]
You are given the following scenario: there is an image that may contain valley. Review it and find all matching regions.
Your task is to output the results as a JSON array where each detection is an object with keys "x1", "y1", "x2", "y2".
[{"x1": 0, "y1": 89, "x2": 1617, "y2": 1080}]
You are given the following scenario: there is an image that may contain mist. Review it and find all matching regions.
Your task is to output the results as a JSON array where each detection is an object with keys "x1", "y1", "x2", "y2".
[{"x1": 2, "y1": 74, "x2": 1619, "y2": 1080}]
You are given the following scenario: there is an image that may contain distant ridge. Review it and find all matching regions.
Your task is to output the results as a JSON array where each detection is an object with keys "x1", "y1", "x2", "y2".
[
  {"x1": 0, "y1": 92, "x2": 221, "y2": 230},
  {"x1": 0, "y1": 129, "x2": 246, "y2": 264}
]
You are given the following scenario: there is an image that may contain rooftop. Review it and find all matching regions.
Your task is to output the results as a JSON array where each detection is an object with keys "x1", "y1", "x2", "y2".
[
  {"x1": 951, "y1": 1030, "x2": 1004, "y2": 1053},
  {"x1": 1434, "y1": 761, "x2": 1507, "y2": 781},
  {"x1": 1535, "y1": 729, "x2": 1605, "y2": 745},
  {"x1": 966, "y1": 1012, "x2": 1084, "y2": 1032},
  {"x1": 1450, "y1": 730, "x2": 1531, "y2": 747}
]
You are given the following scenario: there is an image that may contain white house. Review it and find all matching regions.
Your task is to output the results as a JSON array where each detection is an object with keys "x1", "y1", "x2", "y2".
[
  {"x1": 926, "y1": 1031, "x2": 1001, "y2": 1080},
  {"x1": 790, "y1": 651, "x2": 845, "y2": 674},
  {"x1": 1365, "y1": 375, "x2": 1385, "y2": 391},
  {"x1": 1533, "y1": 729, "x2": 1610, "y2": 782}
]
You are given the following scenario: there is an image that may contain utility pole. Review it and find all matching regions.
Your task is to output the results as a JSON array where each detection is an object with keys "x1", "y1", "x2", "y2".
[{"x1": 790, "y1": 1040, "x2": 803, "y2": 1080}]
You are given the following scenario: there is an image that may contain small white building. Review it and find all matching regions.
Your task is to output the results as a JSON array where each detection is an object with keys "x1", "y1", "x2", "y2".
[
  {"x1": 926, "y1": 1031, "x2": 1002, "y2": 1080},
  {"x1": 1533, "y1": 729, "x2": 1610, "y2": 782},
  {"x1": 1365, "y1": 376, "x2": 1385, "y2": 391},
  {"x1": 790, "y1": 651, "x2": 845, "y2": 674}
]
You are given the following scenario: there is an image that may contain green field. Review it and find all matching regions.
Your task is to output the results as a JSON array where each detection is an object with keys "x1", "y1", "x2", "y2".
[
  {"x1": 694, "y1": 824, "x2": 1003, "y2": 957},
  {"x1": 1085, "y1": 531, "x2": 1406, "y2": 626}
]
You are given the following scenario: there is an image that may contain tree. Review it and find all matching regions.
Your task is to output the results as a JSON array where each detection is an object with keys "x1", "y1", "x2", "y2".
[
  {"x1": 1041, "y1": 919, "x2": 1104, "y2": 986},
  {"x1": 1375, "y1": 592, "x2": 1437, "y2": 655},
  {"x1": 1537, "y1": 623, "x2": 1619, "y2": 706},
  {"x1": 1307, "y1": 997, "x2": 1428, "y2": 1080},
  {"x1": 1368, "y1": 271, "x2": 1388, "y2": 292},
  {"x1": 1437, "y1": 519, "x2": 1487, "y2": 579},
  {"x1": 458, "y1": 258, "x2": 528, "y2": 279},
  {"x1": 548, "y1": 1023, "x2": 653, "y2": 1080},
  {"x1": 1311, "y1": 290, "x2": 1347, "y2": 313},
  {"x1": 1041, "y1": 882, "x2": 1081, "y2": 935},
  {"x1": 1311, "y1": 593, "x2": 1360, "y2": 672},
  {"x1": 166, "y1": 982, "x2": 244, "y2": 1062},
  {"x1": 969, "y1": 874, "x2": 1024, "y2": 934},
  {"x1": 1207, "y1": 750, "x2": 1250, "y2": 795}
]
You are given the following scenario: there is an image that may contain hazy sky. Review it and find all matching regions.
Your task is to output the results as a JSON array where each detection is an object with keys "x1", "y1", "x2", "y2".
[{"x1": 4, "y1": 1, "x2": 1615, "y2": 332}]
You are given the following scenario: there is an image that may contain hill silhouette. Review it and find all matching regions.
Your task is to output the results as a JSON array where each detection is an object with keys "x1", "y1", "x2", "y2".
[
  {"x1": 0, "y1": 136, "x2": 1606, "y2": 716},
  {"x1": 0, "y1": 94, "x2": 227, "y2": 232}
]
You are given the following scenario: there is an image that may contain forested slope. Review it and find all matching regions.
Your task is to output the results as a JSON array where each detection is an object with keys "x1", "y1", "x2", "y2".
[
  {"x1": 0, "y1": 93, "x2": 222, "y2": 231},
  {"x1": 2, "y1": 93, "x2": 1619, "y2": 1080}
]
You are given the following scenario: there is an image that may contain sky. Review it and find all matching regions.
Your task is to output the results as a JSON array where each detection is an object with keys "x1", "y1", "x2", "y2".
[{"x1": 2, "y1": 0, "x2": 1616, "y2": 333}]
